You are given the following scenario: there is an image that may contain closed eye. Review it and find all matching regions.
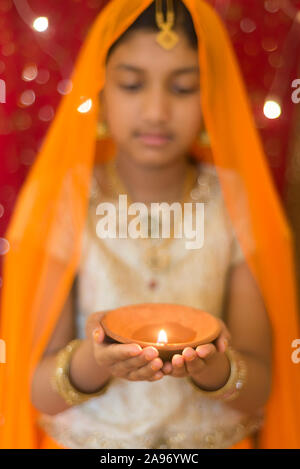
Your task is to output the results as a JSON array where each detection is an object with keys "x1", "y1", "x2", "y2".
[
  {"x1": 118, "y1": 84, "x2": 199, "y2": 94},
  {"x1": 119, "y1": 84, "x2": 142, "y2": 91},
  {"x1": 173, "y1": 87, "x2": 199, "y2": 94}
]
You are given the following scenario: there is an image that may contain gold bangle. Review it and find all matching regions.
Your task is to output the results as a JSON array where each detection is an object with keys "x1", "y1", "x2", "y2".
[
  {"x1": 51, "y1": 339, "x2": 111, "y2": 406},
  {"x1": 188, "y1": 346, "x2": 247, "y2": 402}
]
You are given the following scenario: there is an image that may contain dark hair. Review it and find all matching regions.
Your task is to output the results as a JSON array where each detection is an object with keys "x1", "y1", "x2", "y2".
[{"x1": 106, "y1": 0, "x2": 198, "y2": 62}]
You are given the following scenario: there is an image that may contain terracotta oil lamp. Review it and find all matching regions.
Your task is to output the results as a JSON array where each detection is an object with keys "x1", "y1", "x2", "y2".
[{"x1": 100, "y1": 303, "x2": 222, "y2": 362}]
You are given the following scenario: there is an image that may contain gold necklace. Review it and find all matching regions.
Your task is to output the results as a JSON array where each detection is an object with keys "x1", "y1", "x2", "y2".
[{"x1": 104, "y1": 158, "x2": 198, "y2": 273}]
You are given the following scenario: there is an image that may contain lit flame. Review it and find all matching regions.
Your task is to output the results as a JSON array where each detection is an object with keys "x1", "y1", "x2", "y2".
[{"x1": 157, "y1": 329, "x2": 168, "y2": 344}]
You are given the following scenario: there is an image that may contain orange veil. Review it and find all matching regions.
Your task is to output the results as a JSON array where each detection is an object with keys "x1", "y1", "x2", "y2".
[{"x1": 0, "y1": 0, "x2": 299, "y2": 449}]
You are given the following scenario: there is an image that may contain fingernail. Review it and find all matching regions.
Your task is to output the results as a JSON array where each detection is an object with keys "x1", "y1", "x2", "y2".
[
  {"x1": 93, "y1": 329, "x2": 102, "y2": 344},
  {"x1": 223, "y1": 339, "x2": 228, "y2": 350},
  {"x1": 184, "y1": 352, "x2": 195, "y2": 361},
  {"x1": 130, "y1": 346, "x2": 142, "y2": 356},
  {"x1": 151, "y1": 361, "x2": 160, "y2": 371},
  {"x1": 145, "y1": 349, "x2": 157, "y2": 360},
  {"x1": 196, "y1": 346, "x2": 206, "y2": 357},
  {"x1": 174, "y1": 357, "x2": 183, "y2": 367}
]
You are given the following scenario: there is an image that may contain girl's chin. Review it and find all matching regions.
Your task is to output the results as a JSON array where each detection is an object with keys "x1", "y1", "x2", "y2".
[{"x1": 131, "y1": 153, "x2": 179, "y2": 168}]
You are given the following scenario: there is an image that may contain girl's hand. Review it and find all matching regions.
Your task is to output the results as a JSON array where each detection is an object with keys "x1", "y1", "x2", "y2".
[
  {"x1": 161, "y1": 318, "x2": 231, "y2": 380},
  {"x1": 85, "y1": 312, "x2": 164, "y2": 382}
]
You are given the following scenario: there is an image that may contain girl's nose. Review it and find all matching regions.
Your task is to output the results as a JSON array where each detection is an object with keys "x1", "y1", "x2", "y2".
[{"x1": 141, "y1": 87, "x2": 170, "y2": 123}]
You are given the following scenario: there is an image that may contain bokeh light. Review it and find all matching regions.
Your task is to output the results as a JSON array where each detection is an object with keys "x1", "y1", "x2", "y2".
[
  {"x1": 22, "y1": 64, "x2": 38, "y2": 82},
  {"x1": 268, "y1": 52, "x2": 284, "y2": 69},
  {"x1": 240, "y1": 18, "x2": 256, "y2": 34},
  {"x1": 32, "y1": 17, "x2": 49, "y2": 32},
  {"x1": 264, "y1": 0, "x2": 280, "y2": 14},
  {"x1": 38, "y1": 105, "x2": 55, "y2": 122},
  {"x1": 77, "y1": 98, "x2": 92, "y2": 113},
  {"x1": 57, "y1": 79, "x2": 73, "y2": 95},
  {"x1": 19, "y1": 89, "x2": 36, "y2": 107},
  {"x1": 261, "y1": 37, "x2": 278, "y2": 53},
  {"x1": 264, "y1": 99, "x2": 282, "y2": 119},
  {"x1": 36, "y1": 69, "x2": 50, "y2": 85},
  {"x1": 0, "y1": 238, "x2": 10, "y2": 256}
]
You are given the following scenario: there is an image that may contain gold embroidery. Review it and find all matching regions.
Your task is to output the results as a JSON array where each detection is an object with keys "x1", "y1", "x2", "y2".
[{"x1": 38, "y1": 412, "x2": 264, "y2": 449}]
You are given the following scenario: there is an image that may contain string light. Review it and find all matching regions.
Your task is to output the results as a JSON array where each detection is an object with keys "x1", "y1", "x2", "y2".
[
  {"x1": 264, "y1": 0, "x2": 280, "y2": 14},
  {"x1": 22, "y1": 64, "x2": 38, "y2": 82},
  {"x1": 57, "y1": 79, "x2": 73, "y2": 95},
  {"x1": 38, "y1": 105, "x2": 55, "y2": 122},
  {"x1": 0, "y1": 238, "x2": 10, "y2": 256},
  {"x1": 19, "y1": 90, "x2": 36, "y2": 107},
  {"x1": 77, "y1": 98, "x2": 93, "y2": 113},
  {"x1": 32, "y1": 17, "x2": 49, "y2": 32},
  {"x1": 263, "y1": 99, "x2": 282, "y2": 119},
  {"x1": 36, "y1": 69, "x2": 50, "y2": 85},
  {"x1": 240, "y1": 18, "x2": 256, "y2": 33}
]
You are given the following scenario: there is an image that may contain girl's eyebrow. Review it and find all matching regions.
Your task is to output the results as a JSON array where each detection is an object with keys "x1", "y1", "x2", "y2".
[{"x1": 114, "y1": 64, "x2": 200, "y2": 75}]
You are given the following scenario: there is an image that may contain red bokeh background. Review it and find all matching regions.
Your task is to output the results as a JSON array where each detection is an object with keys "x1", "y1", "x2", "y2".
[{"x1": 0, "y1": 0, "x2": 300, "y2": 274}]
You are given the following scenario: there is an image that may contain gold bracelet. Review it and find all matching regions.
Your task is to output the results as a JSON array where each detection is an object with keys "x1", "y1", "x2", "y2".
[
  {"x1": 188, "y1": 346, "x2": 247, "y2": 402},
  {"x1": 51, "y1": 339, "x2": 111, "y2": 406}
]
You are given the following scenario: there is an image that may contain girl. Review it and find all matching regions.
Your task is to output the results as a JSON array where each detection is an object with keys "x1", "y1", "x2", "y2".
[{"x1": 0, "y1": 0, "x2": 299, "y2": 449}]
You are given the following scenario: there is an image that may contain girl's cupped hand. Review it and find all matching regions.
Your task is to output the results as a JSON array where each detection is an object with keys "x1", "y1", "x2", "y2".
[
  {"x1": 86, "y1": 312, "x2": 231, "y2": 386},
  {"x1": 86, "y1": 311, "x2": 164, "y2": 382},
  {"x1": 161, "y1": 318, "x2": 232, "y2": 381}
]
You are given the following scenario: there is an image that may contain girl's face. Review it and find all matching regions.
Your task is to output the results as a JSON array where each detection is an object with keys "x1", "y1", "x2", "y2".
[{"x1": 100, "y1": 29, "x2": 202, "y2": 168}]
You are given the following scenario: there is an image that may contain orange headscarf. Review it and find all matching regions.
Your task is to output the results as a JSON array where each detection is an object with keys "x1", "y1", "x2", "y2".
[{"x1": 0, "y1": 0, "x2": 299, "y2": 449}]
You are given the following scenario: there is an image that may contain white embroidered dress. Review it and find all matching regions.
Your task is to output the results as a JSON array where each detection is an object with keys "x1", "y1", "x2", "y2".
[{"x1": 38, "y1": 162, "x2": 264, "y2": 449}]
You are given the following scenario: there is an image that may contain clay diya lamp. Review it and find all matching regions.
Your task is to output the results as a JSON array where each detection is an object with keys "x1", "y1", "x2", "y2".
[{"x1": 100, "y1": 303, "x2": 222, "y2": 362}]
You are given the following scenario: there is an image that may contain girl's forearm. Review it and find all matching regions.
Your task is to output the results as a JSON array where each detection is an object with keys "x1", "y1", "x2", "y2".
[
  {"x1": 191, "y1": 351, "x2": 271, "y2": 414},
  {"x1": 224, "y1": 351, "x2": 271, "y2": 414},
  {"x1": 69, "y1": 338, "x2": 111, "y2": 393},
  {"x1": 31, "y1": 339, "x2": 111, "y2": 416}
]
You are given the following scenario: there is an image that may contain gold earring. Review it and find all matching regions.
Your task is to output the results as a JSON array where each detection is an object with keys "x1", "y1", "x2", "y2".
[
  {"x1": 97, "y1": 121, "x2": 110, "y2": 140},
  {"x1": 197, "y1": 129, "x2": 210, "y2": 146}
]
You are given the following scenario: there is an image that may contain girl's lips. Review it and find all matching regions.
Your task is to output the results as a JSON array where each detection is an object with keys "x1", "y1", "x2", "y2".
[{"x1": 137, "y1": 133, "x2": 172, "y2": 146}]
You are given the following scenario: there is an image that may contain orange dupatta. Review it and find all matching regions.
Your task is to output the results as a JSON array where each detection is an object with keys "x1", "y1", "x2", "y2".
[{"x1": 0, "y1": 0, "x2": 299, "y2": 449}]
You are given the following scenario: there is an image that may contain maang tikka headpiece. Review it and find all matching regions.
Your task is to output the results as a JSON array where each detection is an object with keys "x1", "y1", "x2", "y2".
[{"x1": 155, "y1": 0, "x2": 179, "y2": 50}]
